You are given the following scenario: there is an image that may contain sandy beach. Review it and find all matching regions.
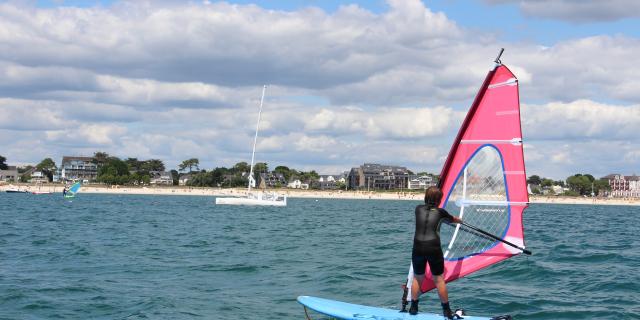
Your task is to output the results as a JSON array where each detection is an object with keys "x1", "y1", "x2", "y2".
[{"x1": 2, "y1": 183, "x2": 639, "y2": 206}]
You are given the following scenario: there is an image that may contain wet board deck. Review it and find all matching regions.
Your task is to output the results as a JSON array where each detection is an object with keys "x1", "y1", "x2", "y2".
[{"x1": 297, "y1": 296, "x2": 497, "y2": 320}]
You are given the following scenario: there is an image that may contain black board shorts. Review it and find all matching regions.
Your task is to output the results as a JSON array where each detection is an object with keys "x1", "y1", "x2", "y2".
[{"x1": 412, "y1": 251, "x2": 445, "y2": 276}]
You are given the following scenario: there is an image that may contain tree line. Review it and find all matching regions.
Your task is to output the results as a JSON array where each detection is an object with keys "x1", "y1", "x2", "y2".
[
  {"x1": 527, "y1": 174, "x2": 611, "y2": 196},
  {"x1": 186, "y1": 162, "x2": 320, "y2": 188},
  {"x1": 0, "y1": 154, "x2": 619, "y2": 194}
]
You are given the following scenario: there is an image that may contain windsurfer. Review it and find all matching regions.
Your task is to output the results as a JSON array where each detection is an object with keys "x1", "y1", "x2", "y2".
[
  {"x1": 410, "y1": 186, "x2": 462, "y2": 318},
  {"x1": 62, "y1": 186, "x2": 67, "y2": 197}
]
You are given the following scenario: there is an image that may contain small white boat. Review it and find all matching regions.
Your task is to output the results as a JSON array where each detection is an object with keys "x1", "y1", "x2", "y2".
[
  {"x1": 30, "y1": 182, "x2": 53, "y2": 195},
  {"x1": 216, "y1": 85, "x2": 287, "y2": 207},
  {"x1": 215, "y1": 192, "x2": 287, "y2": 206},
  {"x1": 5, "y1": 185, "x2": 28, "y2": 193},
  {"x1": 30, "y1": 191, "x2": 52, "y2": 195}
]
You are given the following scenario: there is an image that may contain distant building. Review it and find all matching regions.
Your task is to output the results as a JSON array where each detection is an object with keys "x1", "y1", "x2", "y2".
[
  {"x1": 287, "y1": 179, "x2": 309, "y2": 189},
  {"x1": 259, "y1": 172, "x2": 287, "y2": 188},
  {"x1": 287, "y1": 179, "x2": 302, "y2": 189},
  {"x1": 347, "y1": 163, "x2": 410, "y2": 190},
  {"x1": 0, "y1": 166, "x2": 19, "y2": 182},
  {"x1": 60, "y1": 156, "x2": 98, "y2": 182},
  {"x1": 30, "y1": 171, "x2": 48, "y2": 184},
  {"x1": 602, "y1": 174, "x2": 640, "y2": 197},
  {"x1": 149, "y1": 171, "x2": 173, "y2": 185},
  {"x1": 407, "y1": 175, "x2": 436, "y2": 190},
  {"x1": 179, "y1": 173, "x2": 192, "y2": 186},
  {"x1": 551, "y1": 185, "x2": 565, "y2": 195},
  {"x1": 314, "y1": 174, "x2": 346, "y2": 190}
]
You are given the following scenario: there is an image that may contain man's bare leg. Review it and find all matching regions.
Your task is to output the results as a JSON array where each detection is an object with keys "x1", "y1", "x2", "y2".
[
  {"x1": 409, "y1": 274, "x2": 424, "y2": 315},
  {"x1": 411, "y1": 274, "x2": 424, "y2": 300},
  {"x1": 433, "y1": 275, "x2": 453, "y2": 319},
  {"x1": 433, "y1": 274, "x2": 448, "y2": 303}
]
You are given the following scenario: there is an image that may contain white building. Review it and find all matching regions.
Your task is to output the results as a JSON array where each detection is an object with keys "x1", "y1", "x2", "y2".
[
  {"x1": 287, "y1": 179, "x2": 309, "y2": 189},
  {"x1": 61, "y1": 156, "x2": 98, "y2": 182},
  {"x1": 30, "y1": 171, "x2": 48, "y2": 184},
  {"x1": 0, "y1": 166, "x2": 18, "y2": 182},
  {"x1": 179, "y1": 174, "x2": 192, "y2": 186},
  {"x1": 149, "y1": 171, "x2": 173, "y2": 185},
  {"x1": 408, "y1": 175, "x2": 436, "y2": 190}
]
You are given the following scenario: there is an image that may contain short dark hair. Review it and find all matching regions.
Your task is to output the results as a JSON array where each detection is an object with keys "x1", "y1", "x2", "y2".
[{"x1": 424, "y1": 186, "x2": 443, "y2": 208}]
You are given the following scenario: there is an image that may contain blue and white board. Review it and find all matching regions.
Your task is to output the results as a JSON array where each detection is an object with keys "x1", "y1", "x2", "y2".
[{"x1": 298, "y1": 296, "x2": 495, "y2": 320}]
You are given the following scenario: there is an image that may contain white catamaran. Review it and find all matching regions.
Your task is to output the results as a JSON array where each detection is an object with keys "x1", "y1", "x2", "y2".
[{"x1": 215, "y1": 85, "x2": 287, "y2": 207}]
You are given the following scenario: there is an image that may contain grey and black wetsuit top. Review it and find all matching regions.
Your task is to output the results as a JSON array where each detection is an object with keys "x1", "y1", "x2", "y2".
[{"x1": 412, "y1": 205, "x2": 454, "y2": 256}]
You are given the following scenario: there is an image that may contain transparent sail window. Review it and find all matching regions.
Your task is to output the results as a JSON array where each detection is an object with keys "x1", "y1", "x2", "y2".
[{"x1": 441, "y1": 146, "x2": 509, "y2": 260}]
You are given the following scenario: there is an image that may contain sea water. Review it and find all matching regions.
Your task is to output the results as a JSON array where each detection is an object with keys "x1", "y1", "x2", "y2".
[{"x1": 0, "y1": 193, "x2": 638, "y2": 319}]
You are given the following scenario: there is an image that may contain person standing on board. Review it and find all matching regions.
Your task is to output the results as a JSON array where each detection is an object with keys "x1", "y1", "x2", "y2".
[
  {"x1": 409, "y1": 186, "x2": 462, "y2": 318},
  {"x1": 62, "y1": 186, "x2": 67, "y2": 198}
]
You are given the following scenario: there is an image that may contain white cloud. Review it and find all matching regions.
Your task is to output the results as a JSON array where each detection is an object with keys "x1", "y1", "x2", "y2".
[
  {"x1": 294, "y1": 135, "x2": 339, "y2": 152},
  {"x1": 486, "y1": 0, "x2": 640, "y2": 23},
  {"x1": 0, "y1": 1, "x2": 638, "y2": 179},
  {"x1": 551, "y1": 150, "x2": 572, "y2": 164},
  {"x1": 45, "y1": 123, "x2": 127, "y2": 146},
  {"x1": 305, "y1": 106, "x2": 459, "y2": 139},
  {"x1": 522, "y1": 100, "x2": 640, "y2": 140},
  {"x1": 624, "y1": 150, "x2": 640, "y2": 163}
]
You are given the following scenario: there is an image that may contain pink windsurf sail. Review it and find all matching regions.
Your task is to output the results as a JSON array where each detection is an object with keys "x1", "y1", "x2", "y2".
[{"x1": 408, "y1": 50, "x2": 529, "y2": 295}]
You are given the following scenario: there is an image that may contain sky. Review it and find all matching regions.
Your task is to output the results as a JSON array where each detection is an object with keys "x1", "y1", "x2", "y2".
[{"x1": 1, "y1": 0, "x2": 639, "y2": 180}]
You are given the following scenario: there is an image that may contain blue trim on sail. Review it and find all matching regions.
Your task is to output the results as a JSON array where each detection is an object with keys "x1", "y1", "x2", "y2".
[{"x1": 442, "y1": 144, "x2": 511, "y2": 262}]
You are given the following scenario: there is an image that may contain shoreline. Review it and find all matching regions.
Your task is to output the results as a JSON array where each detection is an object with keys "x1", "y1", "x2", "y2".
[{"x1": 2, "y1": 184, "x2": 639, "y2": 206}]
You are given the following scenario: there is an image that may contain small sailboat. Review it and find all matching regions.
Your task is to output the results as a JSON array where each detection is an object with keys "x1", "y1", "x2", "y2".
[
  {"x1": 216, "y1": 86, "x2": 287, "y2": 206},
  {"x1": 298, "y1": 49, "x2": 529, "y2": 319}
]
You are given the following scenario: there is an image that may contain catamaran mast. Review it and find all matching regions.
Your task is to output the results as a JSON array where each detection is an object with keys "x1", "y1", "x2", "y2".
[{"x1": 248, "y1": 85, "x2": 267, "y2": 192}]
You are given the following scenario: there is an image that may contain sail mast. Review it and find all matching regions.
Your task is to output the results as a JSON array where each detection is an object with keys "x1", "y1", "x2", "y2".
[
  {"x1": 248, "y1": 85, "x2": 267, "y2": 192},
  {"x1": 438, "y1": 61, "x2": 501, "y2": 189}
]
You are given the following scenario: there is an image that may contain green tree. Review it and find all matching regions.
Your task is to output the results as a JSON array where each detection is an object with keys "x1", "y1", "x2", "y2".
[
  {"x1": 527, "y1": 175, "x2": 542, "y2": 185},
  {"x1": 273, "y1": 165, "x2": 292, "y2": 181},
  {"x1": 179, "y1": 158, "x2": 200, "y2": 173},
  {"x1": 92, "y1": 151, "x2": 110, "y2": 167},
  {"x1": 252, "y1": 162, "x2": 268, "y2": 187},
  {"x1": 232, "y1": 162, "x2": 250, "y2": 174},
  {"x1": 36, "y1": 158, "x2": 57, "y2": 182},
  {"x1": 294, "y1": 170, "x2": 319, "y2": 183},
  {"x1": 125, "y1": 158, "x2": 141, "y2": 172},
  {"x1": 141, "y1": 159, "x2": 165, "y2": 172},
  {"x1": 0, "y1": 155, "x2": 7, "y2": 170},
  {"x1": 17, "y1": 165, "x2": 33, "y2": 174},
  {"x1": 188, "y1": 171, "x2": 221, "y2": 187},
  {"x1": 253, "y1": 162, "x2": 268, "y2": 175},
  {"x1": 20, "y1": 174, "x2": 31, "y2": 183},
  {"x1": 170, "y1": 169, "x2": 179, "y2": 186},
  {"x1": 227, "y1": 175, "x2": 248, "y2": 188},
  {"x1": 566, "y1": 174, "x2": 592, "y2": 196},
  {"x1": 97, "y1": 157, "x2": 130, "y2": 185},
  {"x1": 594, "y1": 179, "x2": 611, "y2": 196},
  {"x1": 130, "y1": 172, "x2": 142, "y2": 185},
  {"x1": 540, "y1": 178, "x2": 554, "y2": 188}
]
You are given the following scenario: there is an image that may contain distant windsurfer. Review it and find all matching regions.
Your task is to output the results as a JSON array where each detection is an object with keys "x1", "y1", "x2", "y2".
[
  {"x1": 409, "y1": 186, "x2": 462, "y2": 318},
  {"x1": 62, "y1": 186, "x2": 67, "y2": 197}
]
